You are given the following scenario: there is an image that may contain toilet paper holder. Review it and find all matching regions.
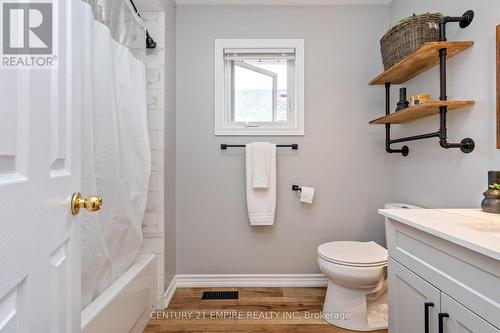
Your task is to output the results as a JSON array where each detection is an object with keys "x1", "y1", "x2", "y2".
[{"x1": 292, "y1": 184, "x2": 315, "y2": 204}]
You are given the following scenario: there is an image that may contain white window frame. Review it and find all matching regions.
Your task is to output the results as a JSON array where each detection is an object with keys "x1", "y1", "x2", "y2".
[{"x1": 215, "y1": 39, "x2": 305, "y2": 136}]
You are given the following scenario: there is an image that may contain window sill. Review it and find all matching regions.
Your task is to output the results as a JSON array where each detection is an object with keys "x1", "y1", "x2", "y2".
[{"x1": 215, "y1": 127, "x2": 305, "y2": 136}]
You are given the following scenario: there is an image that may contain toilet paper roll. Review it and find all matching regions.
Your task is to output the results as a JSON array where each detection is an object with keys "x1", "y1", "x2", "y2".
[{"x1": 299, "y1": 186, "x2": 315, "y2": 204}]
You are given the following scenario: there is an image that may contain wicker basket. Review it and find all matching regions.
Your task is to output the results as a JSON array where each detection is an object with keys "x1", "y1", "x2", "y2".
[{"x1": 380, "y1": 13, "x2": 443, "y2": 70}]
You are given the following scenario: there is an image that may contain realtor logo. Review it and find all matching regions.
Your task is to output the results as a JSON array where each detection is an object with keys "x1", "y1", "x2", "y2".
[{"x1": 1, "y1": 1, "x2": 57, "y2": 68}]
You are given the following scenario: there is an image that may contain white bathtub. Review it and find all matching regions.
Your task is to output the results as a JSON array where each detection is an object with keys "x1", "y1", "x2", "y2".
[{"x1": 81, "y1": 254, "x2": 156, "y2": 333}]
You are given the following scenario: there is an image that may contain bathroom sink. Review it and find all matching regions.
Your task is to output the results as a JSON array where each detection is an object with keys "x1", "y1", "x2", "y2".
[{"x1": 458, "y1": 222, "x2": 500, "y2": 239}]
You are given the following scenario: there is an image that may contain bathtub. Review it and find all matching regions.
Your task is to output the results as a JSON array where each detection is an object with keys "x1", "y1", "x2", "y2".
[{"x1": 81, "y1": 254, "x2": 156, "y2": 333}]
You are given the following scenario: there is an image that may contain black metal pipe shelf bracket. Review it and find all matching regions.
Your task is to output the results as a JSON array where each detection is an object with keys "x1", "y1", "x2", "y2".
[{"x1": 383, "y1": 10, "x2": 475, "y2": 156}]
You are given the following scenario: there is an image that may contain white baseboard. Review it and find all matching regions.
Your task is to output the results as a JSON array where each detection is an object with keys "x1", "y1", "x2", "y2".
[
  {"x1": 162, "y1": 276, "x2": 178, "y2": 309},
  {"x1": 162, "y1": 274, "x2": 327, "y2": 307},
  {"x1": 176, "y1": 274, "x2": 328, "y2": 288}
]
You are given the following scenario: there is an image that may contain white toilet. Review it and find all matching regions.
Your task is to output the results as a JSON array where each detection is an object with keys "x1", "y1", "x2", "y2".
[{"x1": 317, "y1": 203, "x2": 421, "y2": 331}]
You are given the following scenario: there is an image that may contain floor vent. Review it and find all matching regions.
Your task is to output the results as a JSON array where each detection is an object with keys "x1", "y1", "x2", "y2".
[{"x1": 202, "y1": 291, "x2": 239, "y2": 300}]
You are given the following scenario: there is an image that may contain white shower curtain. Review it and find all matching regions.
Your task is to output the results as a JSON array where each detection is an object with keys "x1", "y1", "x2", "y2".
[{"x1": 80, "y1": 1, "x2": 151, "y2": 308}]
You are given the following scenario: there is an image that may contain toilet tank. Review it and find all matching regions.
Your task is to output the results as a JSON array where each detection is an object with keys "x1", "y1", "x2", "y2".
[{"x1": 384, "y1": 203, "x2": 423, "y2": 209}]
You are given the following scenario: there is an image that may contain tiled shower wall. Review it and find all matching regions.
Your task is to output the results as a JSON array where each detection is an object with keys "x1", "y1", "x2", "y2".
[{"x1": 139, "y1": 11, "x2": 165, "y2": 308}]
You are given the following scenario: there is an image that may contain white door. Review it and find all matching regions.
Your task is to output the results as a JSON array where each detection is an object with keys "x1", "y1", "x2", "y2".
[
  {"x1": 388, "y1": 258, "x2": 441, "y2": 333},
  {"x1": 0, "y1": 1, "x2": 86, "y2": 332},
  {"x1": 440, "y1": 293, "x2": 499, "y2": 333}
]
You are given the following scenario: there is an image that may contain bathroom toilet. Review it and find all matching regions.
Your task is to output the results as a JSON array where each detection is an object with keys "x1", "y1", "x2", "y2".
[
  {"x1": 318, "y1": 241, "x2": 388, "y2": 331},
  {"x1": 318, "y1": 203, "x2": 421, "y2": 331}
]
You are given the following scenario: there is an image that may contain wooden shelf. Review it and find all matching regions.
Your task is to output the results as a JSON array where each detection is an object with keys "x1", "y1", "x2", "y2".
[
  {"x1": 369, "y1": 100, "x2": 475, "y2": 124},
  {"x1": 369, "y1": 41, "x2": 473, "y2": 85}
]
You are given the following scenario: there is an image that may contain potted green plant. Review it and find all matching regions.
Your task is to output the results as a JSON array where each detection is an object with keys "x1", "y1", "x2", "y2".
[{"x1": 481, "y1": 171, "x2": 500, "y2": 213}]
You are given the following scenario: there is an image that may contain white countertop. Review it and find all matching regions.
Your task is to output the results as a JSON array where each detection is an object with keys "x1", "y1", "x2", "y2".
[{"x1": 378, "y1": 208, "x2": 500, "y2": 261}]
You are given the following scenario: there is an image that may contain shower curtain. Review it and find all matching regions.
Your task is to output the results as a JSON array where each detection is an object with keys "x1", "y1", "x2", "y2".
[{"x1": 80, "y1": 0, "x2": 151, "y2": 308}]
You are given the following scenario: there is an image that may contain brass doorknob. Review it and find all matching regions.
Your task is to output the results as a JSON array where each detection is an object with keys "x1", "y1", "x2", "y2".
[{"x1": 71, "y1": 192, "x2": 103, "y2": 216}]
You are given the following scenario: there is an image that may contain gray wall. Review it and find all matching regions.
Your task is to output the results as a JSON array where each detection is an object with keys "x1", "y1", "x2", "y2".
[
  {"x1": 176, "y1": 5, "x2": 390, "y2": 274},
  {"x1": 164, "y1": 0, "x2": 177, "y2": 288},
  {"x1": 388, "y1": 0, "x2": 500, "y2": 207}
]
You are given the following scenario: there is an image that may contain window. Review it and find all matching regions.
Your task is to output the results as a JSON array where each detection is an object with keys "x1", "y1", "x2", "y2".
[{"x1": 215, "y1": 39, "x2": 304, "y2": 135}]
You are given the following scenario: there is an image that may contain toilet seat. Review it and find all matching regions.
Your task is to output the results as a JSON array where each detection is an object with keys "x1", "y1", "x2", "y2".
[{"x1": 318, "y1": 241, "x2": 387, "y2": 267}]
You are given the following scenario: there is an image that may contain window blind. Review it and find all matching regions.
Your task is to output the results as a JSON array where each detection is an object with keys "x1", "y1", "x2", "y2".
[{"x1": 224, "y1": 48, "x2": 296, "y2": 61}]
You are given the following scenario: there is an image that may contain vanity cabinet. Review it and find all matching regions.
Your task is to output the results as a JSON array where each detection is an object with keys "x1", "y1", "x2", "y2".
[
  {"x1": 388, "y1": 259, "x2": 440, "y2": 333},
  {"x1": 385, "y1": 217, "x2": 500, "y2": 333},
  {"x1": 389, "y1": 259, "x2": 498, "y2": 333},
  {"x1": 441, "y1": 293, "x2": 498, "y2": 333}
]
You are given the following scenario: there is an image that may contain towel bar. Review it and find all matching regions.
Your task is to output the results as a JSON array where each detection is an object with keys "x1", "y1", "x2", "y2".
[{"x1": 221, "y1": 144, "x2": 298, "y2": 150}]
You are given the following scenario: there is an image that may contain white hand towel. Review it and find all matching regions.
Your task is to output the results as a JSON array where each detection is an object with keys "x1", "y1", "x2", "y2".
[
  {"x1": 251, "y1": 142, "x2": 272, "y2": 189},
  {"x1": 246, "y1": 143, "x2": 276, "y2": 226}
]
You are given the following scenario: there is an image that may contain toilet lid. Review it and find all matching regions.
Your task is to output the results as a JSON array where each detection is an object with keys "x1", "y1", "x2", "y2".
[{"x1": 318, "y1": 241, "x2": 387, "y2": 266}]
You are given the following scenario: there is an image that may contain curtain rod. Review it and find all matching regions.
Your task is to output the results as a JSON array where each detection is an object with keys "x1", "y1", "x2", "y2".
[{"x1": 128, "y1": 0, "x2": 157, "y2": 49}]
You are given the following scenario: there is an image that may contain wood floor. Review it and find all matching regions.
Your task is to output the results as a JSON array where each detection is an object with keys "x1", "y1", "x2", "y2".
[{"x1": 144, "y1": 287, "x2": 388, "y2": 333}]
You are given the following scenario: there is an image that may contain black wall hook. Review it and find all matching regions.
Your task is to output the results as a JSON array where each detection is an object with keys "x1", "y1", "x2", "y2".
[
  {"x1": 128, "y1": 0, "x2": 157, "y2": 49},
  {"x1": 292, "y1": 185, "x2": 302, "y2": 192}
]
